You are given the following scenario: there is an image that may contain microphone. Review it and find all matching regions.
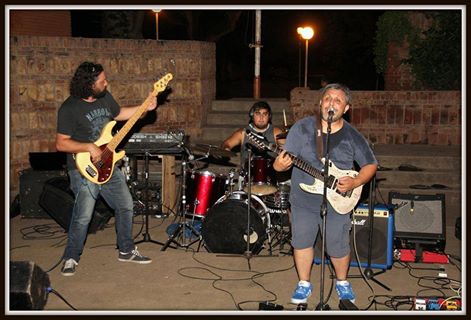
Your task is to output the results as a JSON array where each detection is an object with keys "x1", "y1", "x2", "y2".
[{"x1": 328, "y1": 106, "x2": 335, "y2": 122}]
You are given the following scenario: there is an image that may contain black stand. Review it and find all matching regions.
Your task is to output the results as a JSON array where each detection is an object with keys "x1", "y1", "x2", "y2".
[
  {"x1": 348, "y1": 145, "x2": 391, "y2": 291},
  {"x1": 215, "y1": 148, "x2": 276, "y2": 270},
  {"x1": 161, "y1": 150, "x2": 204, "y2": 251},
  {"x1": 135, "y1": 152, "x2": 165, "y2": 246},
  {"x1": 315, "y1": 113, "x2": 333, "y2": 311}
]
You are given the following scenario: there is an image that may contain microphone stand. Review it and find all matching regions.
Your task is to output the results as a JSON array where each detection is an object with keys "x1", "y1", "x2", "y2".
[
  {"x1": 348, "y1": 144, "x2": 391, "y2": 291},
  {"x1": 315, "y1": 112, "x2": 333, "y2": 311},
  {"x1": 215, "y1": 146, "x2": 276, "y2": 270},
  {"x1": 135, "y1": 151, "x2": 165, "y2": 247}
]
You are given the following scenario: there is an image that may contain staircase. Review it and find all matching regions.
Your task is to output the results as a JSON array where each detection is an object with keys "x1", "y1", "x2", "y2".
[
  {"x1": 196, "y1": 98, "x2": 293, "y2": 146},
  {"x1": 374, "y1": 144, "x2": 462, "y2": 228}
]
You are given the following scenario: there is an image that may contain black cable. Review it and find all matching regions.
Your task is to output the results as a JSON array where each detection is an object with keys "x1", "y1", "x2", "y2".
[
  {"x1": 48, "y1": 287, "x2": 77, "y2": 310},
  {"x1": 20, "y1": 224, "x2": 68, "y2": 240},
  {"x1": 10, "y1": 245, "x2": 30, "y2": 251},
  {"x1": 45, "y1": 256, "x2": 63, "y2": 273},
  {"x1": 176, "y1": 249, "x2": 295, "y2": 310}
]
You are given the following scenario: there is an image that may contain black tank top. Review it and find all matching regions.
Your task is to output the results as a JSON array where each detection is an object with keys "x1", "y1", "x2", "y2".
[{"x1": 241, "y1": 123, "x2": 276, "y2": 166}]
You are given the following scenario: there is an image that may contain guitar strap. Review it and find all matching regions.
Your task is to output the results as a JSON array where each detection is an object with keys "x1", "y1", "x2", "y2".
[{"x1": 315, "y1": 112, "x2": 324, "y2": 160}]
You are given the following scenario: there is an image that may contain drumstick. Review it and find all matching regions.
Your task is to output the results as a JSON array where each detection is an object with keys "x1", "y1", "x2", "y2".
[{"x1": 283, "y1": 109, "x2": 287, "y2": 127}]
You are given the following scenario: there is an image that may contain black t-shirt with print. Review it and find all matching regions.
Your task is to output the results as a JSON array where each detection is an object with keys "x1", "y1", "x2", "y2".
[{"x1": 57, "y1": 91, "x2": 120, "y2": 170}]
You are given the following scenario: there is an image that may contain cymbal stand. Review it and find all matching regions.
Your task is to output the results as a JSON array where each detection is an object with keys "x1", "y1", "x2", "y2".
[
  {"x1": 135, "y1": 151, "x2": 165, "y2": 246},
  {"x1": 161, "y1": 151, "x2": 208, "y2": 251}
]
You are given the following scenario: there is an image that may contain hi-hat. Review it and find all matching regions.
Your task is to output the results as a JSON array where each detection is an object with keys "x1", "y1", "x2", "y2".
[
  {"x1": 190, "y1": 143, "x2": 235, "y2": 158},
  {"x1": 276, "y1": 131, "x2": 289, "y2": 139}
]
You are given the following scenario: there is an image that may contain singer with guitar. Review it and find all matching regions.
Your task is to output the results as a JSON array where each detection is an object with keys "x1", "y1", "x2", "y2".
[
  {"x1": 273, "y1": 83, "x2": 378, "y2": 305},
  {"x1": 56, "y1": 62, "x2": 157, "y2": 276}
]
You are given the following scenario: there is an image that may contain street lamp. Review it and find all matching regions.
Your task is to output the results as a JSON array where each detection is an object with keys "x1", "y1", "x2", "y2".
[
  {"x1": 297, "y1": 26, "x2": 314, "y2": 88},
  {"x1": 152, "y1": 10, "x2": 161, "y2": 40}
]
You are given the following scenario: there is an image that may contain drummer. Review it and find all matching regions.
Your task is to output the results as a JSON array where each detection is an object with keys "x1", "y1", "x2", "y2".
[{"x1": 221, "y1": 101, "x2": 285, "y2": 166}]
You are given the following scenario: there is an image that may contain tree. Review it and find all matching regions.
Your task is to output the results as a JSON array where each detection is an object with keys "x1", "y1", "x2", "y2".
[
  {"x1": 374, "y1": 10, "x2": 461, "y2": 90},
  {"x1": 407, "y1": 11, "x2": 461, "y2": 90}
]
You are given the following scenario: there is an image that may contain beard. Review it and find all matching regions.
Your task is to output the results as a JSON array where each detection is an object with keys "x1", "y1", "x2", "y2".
[
  {"x1": 92, "y1": 87, "x2": 107, "y2": 99},
  {"x1": 253, "y1": 122, "x2": 269, "y2": 130}
]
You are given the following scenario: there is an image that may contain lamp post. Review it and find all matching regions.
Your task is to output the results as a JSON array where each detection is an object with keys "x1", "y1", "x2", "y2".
[
  {"x1": 297, "y1": 26, "x2": 314, "y2": 88},
  {"x1": 152, "y1": 9, "x2": 161, "y2": 40}
]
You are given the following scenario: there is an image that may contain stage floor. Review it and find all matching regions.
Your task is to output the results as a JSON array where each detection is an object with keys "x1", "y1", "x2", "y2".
[{"x1": 7, "y1": 212, "x2": 463, "y2": 315}]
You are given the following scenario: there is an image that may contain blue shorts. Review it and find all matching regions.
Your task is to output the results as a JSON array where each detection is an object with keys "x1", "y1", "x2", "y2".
[{"x1": 290, "y1": 203, "x2": 351, "y2": 258}]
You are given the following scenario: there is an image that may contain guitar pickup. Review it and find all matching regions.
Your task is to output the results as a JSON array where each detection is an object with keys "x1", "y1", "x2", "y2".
[{"x1": 86, "y1": 165, "x2": 97, "y2": 177}]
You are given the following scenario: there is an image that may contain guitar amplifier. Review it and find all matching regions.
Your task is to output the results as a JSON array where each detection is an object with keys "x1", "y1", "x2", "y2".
[
  {"x1": 39, "y1": 177, "x2": 113, "y2": 233},
  {"x1": 314, "y1": 204, "x2": 394, "y2": 270}
]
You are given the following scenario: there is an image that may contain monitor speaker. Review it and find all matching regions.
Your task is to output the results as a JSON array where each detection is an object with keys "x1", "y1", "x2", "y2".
[
  {"x1": 19, "y1": 168, "x2": 66, "y2": 218},
  {"x1": 314, "y1": 204, "x2": 394, "y2": 270},
  {"x1": 10, "y1": 261, "x2": 50, "y2": 310},
  {"x1": 39, "y1": 177, "x2": 113, "y2": 233},
  {"x1": 389, "y1": 192, "x2": 446, "y2": 250}
]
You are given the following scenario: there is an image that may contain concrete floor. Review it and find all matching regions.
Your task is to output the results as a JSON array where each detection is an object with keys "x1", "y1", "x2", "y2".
[{"x1": 7, "y1": 210, "x2": 463, "y2": 315}]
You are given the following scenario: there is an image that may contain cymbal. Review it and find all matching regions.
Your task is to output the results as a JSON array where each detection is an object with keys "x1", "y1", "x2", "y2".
[
  {"x1": 276, "y1": 131, "x2": 289, "y2": 139},
  {"x1": 276, "y1": 125, "x2": 292, "y2": 139},
  {"x1": 190, "y1": 143, "x2": 236, "y2": 158}
]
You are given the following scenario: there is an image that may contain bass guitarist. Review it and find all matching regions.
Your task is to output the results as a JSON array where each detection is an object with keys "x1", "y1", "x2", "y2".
[
  {"x1": 56, "y1": 62, "x2": 155, "y2": 276},
  {"x1": 273, "y1": 83, "x2": 378, "y2": 305}
]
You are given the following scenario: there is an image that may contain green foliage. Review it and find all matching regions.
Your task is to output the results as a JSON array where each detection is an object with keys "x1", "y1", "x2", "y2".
[
  {"x1": 373, "y1": 11, "x2": 419, "y2": 74},
  {"x1": 406, "y1": 11, "x2": 461, "y2": 90},
  {"x1": 374, "y1": 11, "x2": 461, "y2": 90}
]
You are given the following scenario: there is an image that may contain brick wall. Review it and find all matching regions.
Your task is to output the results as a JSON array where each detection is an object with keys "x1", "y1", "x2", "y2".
[
  {"x1": 9, "y1": 36, "x2": 215, "y2": 200},
  {"x1": 290, "y1": 87, "x2": 461, "y2": 145}
]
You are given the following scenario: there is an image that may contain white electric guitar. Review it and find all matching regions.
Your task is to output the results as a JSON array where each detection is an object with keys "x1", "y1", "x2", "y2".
[
  {"x1": 246, "y1": 131, "x2": 363, "y2": 214},
  {"x1": 75, "y1": 73, "x2": 173, "y2": 184}
]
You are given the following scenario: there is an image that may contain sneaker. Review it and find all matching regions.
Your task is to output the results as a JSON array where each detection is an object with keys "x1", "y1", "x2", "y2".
[
  {"x1": 335, "y1": 280, "x2": 356, "y2": 303},
  {"x1": 291, "y1": 280, "x2": 312, "y2": 304},
  {"x1": 61, "y1": 258, "x2": 78, "y2": 276},
  {"x1": 118, "y1": 247, "x2": 152, "y2": 264}
]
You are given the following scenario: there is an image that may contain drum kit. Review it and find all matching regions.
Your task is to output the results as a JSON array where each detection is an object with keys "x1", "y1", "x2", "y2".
[{"x1": 160, "y1": 142, "x2": 292, "y2": 254}]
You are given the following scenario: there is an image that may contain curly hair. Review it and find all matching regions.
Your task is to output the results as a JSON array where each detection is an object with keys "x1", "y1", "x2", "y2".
[{"x1": 69, "y1": 62, "x2": 104, "y2": 99}]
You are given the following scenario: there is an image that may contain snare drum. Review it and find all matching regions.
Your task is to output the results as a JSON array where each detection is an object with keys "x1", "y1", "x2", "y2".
[
  {"x1": 201, "y1": 191, "x2": 270, "y2": 254},
  {"x1": 185, "y1": 170, "x2": 228, "y2": 217}
]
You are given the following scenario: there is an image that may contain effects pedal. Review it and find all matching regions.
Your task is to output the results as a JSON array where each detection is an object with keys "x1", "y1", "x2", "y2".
[
  {"x1": 296, "y1": 303, "x2": 308, "y2": 310},
  {"x1": 258, "y1": 301, "x2": 283, "y2": 310},
  {"x1": 339, "y1": 299, "x2": 359, "y2": 310}
]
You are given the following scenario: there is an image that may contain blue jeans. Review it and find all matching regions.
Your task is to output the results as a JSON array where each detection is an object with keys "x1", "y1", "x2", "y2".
[{"x1": 63, "y1": 168, "x2": 135, "y2": 262}]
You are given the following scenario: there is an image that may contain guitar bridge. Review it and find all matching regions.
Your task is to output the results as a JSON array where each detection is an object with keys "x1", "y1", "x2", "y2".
[{"x1": 86, "y1": 165, "x2": 97, "y2": 177}]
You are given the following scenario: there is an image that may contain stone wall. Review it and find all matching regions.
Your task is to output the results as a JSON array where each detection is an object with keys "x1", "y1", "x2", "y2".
[
  {"x1": 290, "y1": 87, "x2": 461, "y2": 145},
  {"x1": 9, "y1": 36, "x2": 215, "y2": 200}
]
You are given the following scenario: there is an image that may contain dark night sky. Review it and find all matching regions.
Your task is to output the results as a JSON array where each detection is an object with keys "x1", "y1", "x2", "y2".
[{"x1": 71, "y1": 9, "x2": 384, "y2": 98}]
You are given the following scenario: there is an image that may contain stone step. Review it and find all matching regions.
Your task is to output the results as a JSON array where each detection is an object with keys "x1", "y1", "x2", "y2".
[
  {"x1": 205, "y1": 111, "x2": 293, "y2": 127},
  {"x1": 374, "y1": 144, "x2": 461, "y2": 171},
  {"x1": 376, "y1": 169, "x2": 461, "y2": 188},
  {"x1": 210, "y1": 98, "x2": 290, "y2": 112}
]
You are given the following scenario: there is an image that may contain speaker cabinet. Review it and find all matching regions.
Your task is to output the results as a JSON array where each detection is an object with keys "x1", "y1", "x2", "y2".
[
  {"x1": 314, "y1": 204, "x2": 394, "y2": 270},
  {"x1": 10, "y1": 261, "x2": 50, "y2": 310},
  {"x1": 19, "y1": 168, "x2": 66, "y2": 218},
  {"x1": 39, "y1": 177, "x2": 113, "y2": 233},
  {"x1": 389, "y1": 192, "x2": 446, "y2": 250}
]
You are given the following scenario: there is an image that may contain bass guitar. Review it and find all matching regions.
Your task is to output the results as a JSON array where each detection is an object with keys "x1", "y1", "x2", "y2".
[{"x1": 75, "y1": 73, "x2": 173, "y2": 184}]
